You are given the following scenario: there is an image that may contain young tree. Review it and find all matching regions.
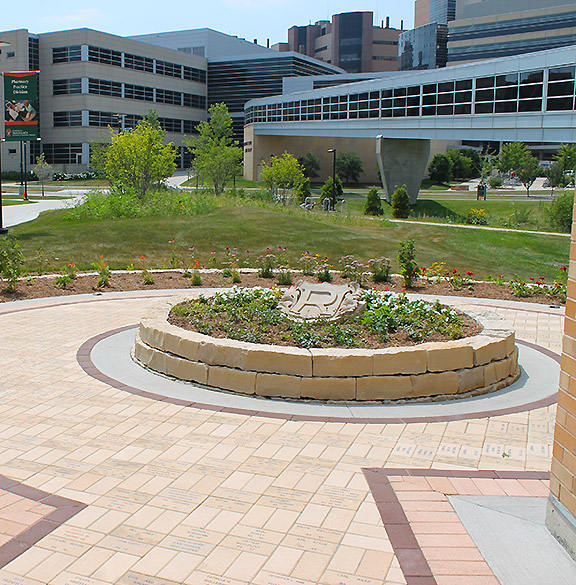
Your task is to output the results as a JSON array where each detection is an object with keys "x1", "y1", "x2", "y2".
[
  {"x1": 459, "y1": 149, "x2": 482, "y2": 178},
  {"x1": 391, "y1": 185, "x2": 410, "y2": 219},
  {"x1": 321, "y1": 175, "x2": 344, "y2": 210},
  {"x1": 335, "y1": 152, "x2": 364, "y2": 184},
  {"x1": 297, "y1": 152, "x2": 321, "y2": 178},
  {"x1": 296, "y1": 177, "x2": 312, "y2": 205},
  {"x1": 260, "y1": 152, "x2": 305, "y2": 203},
  {"x1": 545, "y1": 161, "x2": 566, "y2": 196},
  {"x1": 364, "y1": 187, "x2": 384, "y2": 216},
  {"x1": 480, "y1": 154, "x2": 496, "y2": 183},
  {"x1": 447, "y1": 150, "x2": 473, "y2": 180},
  {"x1": 517, "y1": 155, "x2": 541, "y2": 197},
  {"x1": 185, "y1": 103, "x2": 243, "y2": 196},
  {"x1": 103, "y1": 119, "x2": 177, "y2": 199},
  {"x1": 33, "y1": 153, "x2": 53, "y2": 197},
  {"x1": 428, "y1": 153, "x2": 453, "y2": 185},
  {"x1": 554, "y1": 143, "x2": 576, "y2": 173},
  {"x1": 498, "y1": 142, "x2": 530, "y2": 174}
]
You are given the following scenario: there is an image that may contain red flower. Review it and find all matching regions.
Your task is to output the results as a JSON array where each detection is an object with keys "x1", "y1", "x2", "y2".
[{"x1": 453, "y1": 268, "x2": 457, "y2": 273}]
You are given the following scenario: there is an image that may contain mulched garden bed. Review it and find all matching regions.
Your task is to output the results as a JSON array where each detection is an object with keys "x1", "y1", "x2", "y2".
[{"x1": 0, "y1": 270, "x2": 566, "y2": 306}]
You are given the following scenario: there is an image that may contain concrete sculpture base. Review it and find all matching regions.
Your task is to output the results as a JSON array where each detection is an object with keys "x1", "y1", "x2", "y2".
[{"x1": 133, "y1": 297, "x2": 520, "y2": 402}]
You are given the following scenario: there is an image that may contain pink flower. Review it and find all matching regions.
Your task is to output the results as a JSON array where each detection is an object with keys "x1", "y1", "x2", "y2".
[{"x1": 168, "y1": 240, "x2": 174, "y2": 243}]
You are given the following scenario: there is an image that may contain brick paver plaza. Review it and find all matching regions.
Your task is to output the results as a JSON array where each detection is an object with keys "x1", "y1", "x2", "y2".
[{"x1": 0, "y1": 290, "x2": 566, "y2": 584}]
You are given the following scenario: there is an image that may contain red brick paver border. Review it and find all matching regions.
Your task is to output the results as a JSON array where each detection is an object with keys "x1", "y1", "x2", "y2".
[
  {"x1": 77, "y1": 326, "x2": 559, "y2": 425},
  {"x1": 362, "y1": 468, "x2": 550, "y2": 585},
  {"x1": 0, "y1": 475, "x2": 86, "y2": 569}
]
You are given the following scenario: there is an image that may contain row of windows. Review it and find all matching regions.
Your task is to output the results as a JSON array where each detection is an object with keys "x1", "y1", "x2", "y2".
[
  {"x1": 52, "y1": 45, "x2": 206, "y2": 83},
  {"x1": 32, "y1": 143, "x2": 83, "y2": 165},
  {"x1": 29, "y1": 143, "x2": 194, "y2": 168},
  {"x1": 53, "y1": 110, "x2": 201, "y2": 134},
  {"x1": 52, "y1": 78, "x2": 206, "y2": 109},
  {"x1": 246, "y1": 66, "x2": 576, "y2": 123},
  {"x1": 52, "y1": 45, "x2": 81, "y2": 63}
]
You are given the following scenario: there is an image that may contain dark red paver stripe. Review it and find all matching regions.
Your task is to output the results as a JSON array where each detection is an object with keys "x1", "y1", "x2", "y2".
[
  {"x1": 77, "y1": 326, "x2": 559, "y2": 424},
  {"x1": 362, "y1": 468, "x2": 550, "y2": 585},
  {"x1": 0, "y1": 475, "x2": 86, "y2": 570}
]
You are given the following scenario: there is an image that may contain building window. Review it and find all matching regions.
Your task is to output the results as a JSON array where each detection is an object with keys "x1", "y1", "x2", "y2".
[
  {"x1": 53, "y1": 78, "x2": 82, "y2": 95},
  {"x1": 547, "y1": 66, "x2": 575, "y2": 111},
  {"x1": 124, "y1": 83, "x2": 154, "y2": 102},
  {"x1": 53, "y1": 111, "x2": 83, "y2": 127},
  {"x1": 52, "y1": 46, "x2": 81, "y2": 63},
  {"x1": 88, "y1": 78, "x2": 122, "y2": 97},
  {"x1": 124, "y1": 53, "x2": 154, "y2": 73},
  {"x1": 156, "y1": 59, "x2": 182, "y2": 78},
  {"x1": 88, "y1": 46, "x2": 122, "y2": 67},
  {"x1": 40, "y1": 143, "x2": 83, "y2": 165},
  {"x1": 7, "y1": 52, "x2": 15, "y2": 58}
]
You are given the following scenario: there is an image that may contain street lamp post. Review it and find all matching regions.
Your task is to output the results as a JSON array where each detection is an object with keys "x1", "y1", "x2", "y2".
[
  {"x1": 0, "y1": 39, "x2": 11, "y2": 233},
  {"x1": 327, "y1": 148, "x2": 336, "y2": 211}
]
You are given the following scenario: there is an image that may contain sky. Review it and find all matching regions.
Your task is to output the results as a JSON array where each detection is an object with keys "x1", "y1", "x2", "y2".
[{"x1": 4, "y1": 1, "x2": 414, "y2": 46}]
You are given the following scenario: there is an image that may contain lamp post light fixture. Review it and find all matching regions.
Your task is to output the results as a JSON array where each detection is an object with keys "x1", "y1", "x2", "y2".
[{"x1": 327, "y1": 148, "x2": 336, "y2": 211}]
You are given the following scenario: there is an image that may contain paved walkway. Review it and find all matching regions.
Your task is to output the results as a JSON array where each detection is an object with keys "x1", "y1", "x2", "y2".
[
  {"x1": 0, "y1": 289, "x2": 569, "y2": 584},
  {"x1": 2, "y1": 192, "x2": 85, "y2": 228}
]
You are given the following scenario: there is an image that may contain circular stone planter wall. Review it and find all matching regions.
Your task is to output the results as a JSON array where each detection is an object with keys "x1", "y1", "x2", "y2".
[{"x1": 132, "y1": 296, "x2": 520, "y2": 402}]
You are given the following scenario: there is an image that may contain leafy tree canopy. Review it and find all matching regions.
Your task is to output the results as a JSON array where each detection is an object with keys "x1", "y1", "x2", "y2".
[
  {"x1": 335, "y1": 152, "x2": 364, "y2": 184},
  {"x1": 185, "y1": 103, "x2": 243, "y2": 196}
]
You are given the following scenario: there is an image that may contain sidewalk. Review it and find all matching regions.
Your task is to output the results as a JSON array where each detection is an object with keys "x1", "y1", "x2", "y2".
[{"x1": 0, "y1": 290, "x2": 570, "y2": 584}]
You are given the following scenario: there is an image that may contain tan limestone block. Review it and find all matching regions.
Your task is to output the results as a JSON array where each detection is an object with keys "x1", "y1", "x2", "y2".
[
  {"x1": 207, "y1": 366, "x2": 256, "y2": 395},
  {"x1": 457, "y1": 367, "x2": 485, "y2": 394},
  {"x1": 427, "y1": 342, "x2": 474, "y2": 372},
  {"x1": 165, "y1": 355, "x2": 208, "y2": 385},
  {"x1": 139, "y1": 320, "x2": 166, "y2": 350},
  {"x1": 133, "y1": 338, "x2": 154, "y2": 366},
  {"x1": 198, "y1": 338, "x2": 247, "y2": 368},
  {"x1": 145, "y1": 345, "x2": 168, "y2": 374},
  {"x1": 470, "y1": 335, "x2": 509, "y2": 365},
  {"x1": 242, "y1": 345, "x2": 312, "y2": 376},
  {"x1": 356, "y1": 376, "x2": 412, "y2": 401},
  {"x1": 173, "y1": 333, "x2": 201, "y2": 362},
  {"x1": 255, "y1": 372, "x2": 302, "y2": 398},
  {"x1": 300, "y1": 377, "x2": 356, "y2": 400},
  {"x1": 310, "y1": 349, "x2": 373, "y2": 378},
  {"x1": 411, "y1": 371, "x2": 459, "y2": 398},
  {"x1": 373, "y1": 347, "x2": 427, "y2": 376}
]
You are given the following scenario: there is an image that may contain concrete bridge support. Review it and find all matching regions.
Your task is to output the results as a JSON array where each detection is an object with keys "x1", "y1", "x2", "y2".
[{"x1": 376, "y1": 136, "x2": 431, "y2": 205}]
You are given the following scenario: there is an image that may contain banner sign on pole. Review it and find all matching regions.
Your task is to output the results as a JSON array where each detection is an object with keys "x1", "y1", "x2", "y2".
[{"x1": 3, "y1": 71, "x2": 39, "y2": 141}]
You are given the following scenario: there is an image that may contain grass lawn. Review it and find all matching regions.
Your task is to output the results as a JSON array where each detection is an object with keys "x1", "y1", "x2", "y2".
[
  {"x1": 344, "y1": 195, "x2": 565, "y2": 232},
  {"x1": 9, "y1": 204, "x2": 569, "y2": 281}
]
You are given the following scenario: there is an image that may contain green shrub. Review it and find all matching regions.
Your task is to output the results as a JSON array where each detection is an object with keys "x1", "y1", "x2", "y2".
[
  {"x1": 547, "y1": 192, "x2": 574, "y2": 233},
  {"x1": 68, "y1": 188, "x2": 217, "y2": 220},
  {"x1": 488, "y1": 176, "x2": 503, "y2": 189},
  {"x1": 364, "y1": 187, "x2": 384, "y2": 216},
  {"x1": 190, "y1": 272, "x2": 203, "y2": 286},
  {"x1": 428, "y1": 153, "x2": 453, "y2": 184},
  {"x1": 466, "y1": 208, "x2": 488, "y2": 225},
  {"x1": 231, "y1": 270, "x2": 242, "y2": 284},
  {"x1": 391, "y1": 185, "x2": 410, "y2": 219},
  {"x1": 296, "y1": 178, "x2": 311, "y2": 205},
  {"x1": 397, "y1": 239, "x2": 417, "y2": 288},
  {"x1": 0, "y1": 237, "x2": 25, "y2": 293},
  {"x1": 276, "y1": 270, "x2": 293, "y2": 286},
  {"x1": 368, "y1": 257, "x2": 391, "y2": 283},
  {"x1": 321, "y1": 176, "x2": 343, "y2": 209}
]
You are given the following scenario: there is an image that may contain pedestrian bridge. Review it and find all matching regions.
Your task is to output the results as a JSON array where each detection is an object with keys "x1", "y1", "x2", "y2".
[{"x1": 244, "y1": 46, "x2": 576, "y2": 201}]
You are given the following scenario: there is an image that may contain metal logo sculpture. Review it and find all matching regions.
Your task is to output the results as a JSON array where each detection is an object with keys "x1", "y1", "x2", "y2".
[{"x1": 278, "y1": 281, "x2": 365, "y2": 321}]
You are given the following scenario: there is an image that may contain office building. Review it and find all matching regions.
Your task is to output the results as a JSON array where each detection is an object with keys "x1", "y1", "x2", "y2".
[
  {"x1": 448, "y1": 0, "x2": 576, "y2": 64},
  {"x1": 273, "y1": 12, "x2": 404, "y2": 73},
  {"x1": 399, "y1": 0, "x2": 455, "y2": 71},
  {"x1": 0, "y1": 28, "x2": 207, "y2": 171},
  {"x1": 131, "y1": 29, "x2": 343, "y2": 141},
  {"x1": 0, "y1": 27, "x2": 341, "y2": 171}
]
